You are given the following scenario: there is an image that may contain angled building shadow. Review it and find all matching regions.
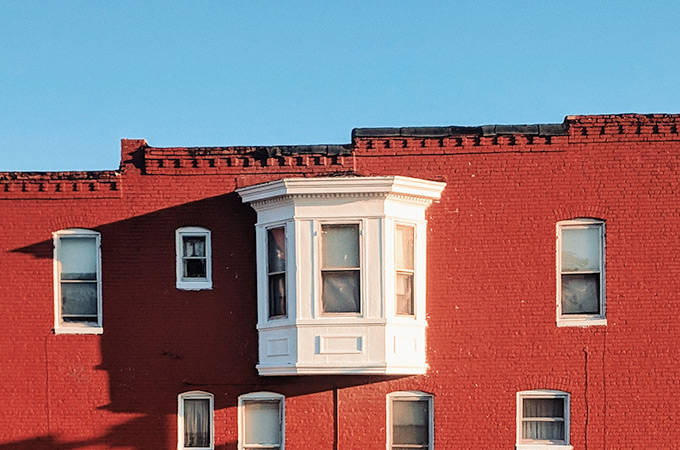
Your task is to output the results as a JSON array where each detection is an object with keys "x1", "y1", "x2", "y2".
[{"x1": 6, "y1": 192, "x2": 407, "y2": 449}]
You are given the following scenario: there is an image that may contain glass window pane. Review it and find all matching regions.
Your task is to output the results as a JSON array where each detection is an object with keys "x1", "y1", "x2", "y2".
[
  {"x1": 561, "y1": 274, "x2": 600, "y2": 314},
  {"x1": 60, "y1": 237, "x2": 97, "y2": 279},
  {"x1": 396, "y1": 225, "x2": 414, "y2": 270},
  {"x1": 268, "y1": 228, "x2": 286, "y2": 273},
  {"x1": 322, "y1": 224, "x2": 359, "y2": 268},
  {"x1": 269, "y1": 273, "x2": 286, "y2": 317},
  {"x1": 396, "y1": 273, "x2": 414, "y2": 315},
  {"x1": 322, "y1": 271, "x2": 360, "y2": 313},
  {"x1": 393, "y1": 400, "x2": 428, "y2": 445},
  {"x1": 562, "y1": 227, "x2": 600, "y2": 272},
  {"x1": 523, "y1": 398, "x2": 564, "y2": 418},
  {"x1": 184, "y1": 259, "x2": 206, "y2": 278},
  {"x1": 184, "y1": 398, "x2": 210, "y2": 447},
  {"x1": 523, "y1": 420, "x2": 565, "y2": 441},
  {"x1": 183, "y1": 237, "x2": 206, "y2": 258},
  {"x1": 61, "y1": 282, "x2": 98, "y2": 317},
  {"x1": 244, "y1": 401, "x2": 280, "y2": 446}
]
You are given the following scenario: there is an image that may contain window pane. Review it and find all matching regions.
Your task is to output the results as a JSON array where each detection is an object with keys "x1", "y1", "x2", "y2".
[
  {"x1": 184, "y1": 398, "x2": 210, "y2": 448},
  {"x1": 183, "y1": 237, "x2": 206, "y2": 258},
  {"x1": 322, "y1": 224, "x2": 359, "y2": 268},
  {"x1": 60, "y1": 237, "x2": 97, "y2": 279},
  {"x1": 523, "y1": 420, "x2": 565, "y2": 441},
  {"x1": 523, "y1": 398, "x2": 564, "y2": 418},
  {"x1": 244, "y1": 401, "x2": 280, "y2": 446},
  {"x1": 61, "y1": 282, "x2": 98, "y2": 317},
  {"x1": 561, "y1": 274, "x2": 600, "y2": 314},
  {"x1": 269, "y1": 273, "x2": 286, "y2": 317},
  {"x1": 393, "y1": 400, "x2": 429, "y2": 445},
  {"x1": 396, "y1": 273, "x2": 414, "y2": 315},
  {"x1": 322, "y1": 271, "x2": 360, "y2": 313},
  {"x1": 396, "y1": 225, "x2": 414, "y2": 270},
  {"x1": 268, "y1": 228, "x2": 286, "y2": 273},
  {"x1": 184, "y1": 258, "x2": 206, "y2": 278},
  {"x1": 562, "y1": 227, "x2": 600, "y2": 272}
]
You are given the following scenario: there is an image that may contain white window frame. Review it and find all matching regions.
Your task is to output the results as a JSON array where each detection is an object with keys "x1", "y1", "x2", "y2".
[
  {"x1": 267, "y1": 225, "x2": 288, "y2": 319},
  {"x1": 395, "y1": 222, "x2": 417, "y2": 317},
  {"x1": 387, "y1": 391, "x2": 434, "y2": 450},
  {"x1": 318, "y1": 220, "x2": 364, "y2": 316},
  {"x1": 556, "y1": 219, "x2": 606, "y2": 327},
  {"x1": 178, "y1": 391, "x2": 214, "y2": 450},
  {"x1": 238, "y1": 391, "x2": 285, "y2": 450},
  {"x1": 53, "y1": 228, "x2": 103, "y2": 334},
  {"x1": 516, "y1": 390, "x2": 571, "y2": 450},
  {"x1": 176, "y1": 227, "x2": 213, "y2": 290}
]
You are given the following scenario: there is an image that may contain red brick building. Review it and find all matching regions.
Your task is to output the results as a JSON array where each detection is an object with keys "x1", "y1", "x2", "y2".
[{"x1": 1, "y1": 114, "x2": 678, "y2": 449}]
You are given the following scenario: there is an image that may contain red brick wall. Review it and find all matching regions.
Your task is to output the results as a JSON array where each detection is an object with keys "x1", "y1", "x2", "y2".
[{"x1": 0, "y1": 114, "x2": 678, "y2": 449}]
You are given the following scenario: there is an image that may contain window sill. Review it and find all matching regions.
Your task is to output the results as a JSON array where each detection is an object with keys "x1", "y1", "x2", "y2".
[
  {"x1": 54, "y1": 326, "x2": 103, "y2": 335},
  {"x1": 176, "y1": 281, "x2": 213, "y2": 291},
  {"x1": 516, "y1": 445, "x2": 572, "y2": 450},
  {"x1": 557, "y1": 317, "x2": 607, "y2": 327}
]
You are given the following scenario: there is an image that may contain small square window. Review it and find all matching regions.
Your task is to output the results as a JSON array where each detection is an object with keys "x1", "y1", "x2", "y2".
[
  {"x1": 557, "y1": 219, "x2": 605, "y2": 326},
  {"x1": 179, "y1": 391, "x2": 214, "y2": 450},
  {"x1": 239, "y1": 392, "x2": 284, "y2": 450},
  {"x1": 388, "y1": 391, "x2": 433, "y2": 450},
  {"x1": 517, "y1": 390, "x2": 571, "y2": 450},
  {"x1": 267, "y1": 227, "x2": 287, "y2": 318},
  {"x1": 54, "y1": 229, "x2": 102, "y2": 334},
  {"x1": 176, "y1": 227, "x2": 212, "y2": 290},
  {"x1": 321, "y1": 223, "x2": 361, "y2": 313}
]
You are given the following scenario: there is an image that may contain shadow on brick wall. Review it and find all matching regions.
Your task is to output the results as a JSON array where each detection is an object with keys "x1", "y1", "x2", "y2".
[{"x1": 4, "y1": 193, "x2": 406, "y2": 450}]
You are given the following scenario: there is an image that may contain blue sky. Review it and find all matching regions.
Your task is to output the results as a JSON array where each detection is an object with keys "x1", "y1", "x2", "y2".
[{"x1": 1, "y1": 1, "x2": 679, "y2": 171}]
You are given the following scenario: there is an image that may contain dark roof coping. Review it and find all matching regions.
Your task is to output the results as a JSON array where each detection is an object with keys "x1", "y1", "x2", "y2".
[
  {"x1": 353, "y1": 122, "x2": 568, "y2": 139},
  {"x1": 255, "y1": 144, "x2": 353, "y2": 157}
]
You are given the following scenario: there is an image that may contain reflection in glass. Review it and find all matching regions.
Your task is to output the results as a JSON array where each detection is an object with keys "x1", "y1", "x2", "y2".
[
  {"x1": 322, "y1": 224, "x2": 360, "y2": 313},
  {"x1": 392, "y1": 399, "x2": 429, "y2": 448}
]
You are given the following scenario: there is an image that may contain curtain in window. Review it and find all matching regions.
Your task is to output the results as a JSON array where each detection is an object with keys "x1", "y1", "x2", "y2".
[
  {"x1": 184, "y1": 398, "x2": 210, "y2": 447},
  {"x1": 522, "y1": 398, "x2": 564, "y2": 441}
]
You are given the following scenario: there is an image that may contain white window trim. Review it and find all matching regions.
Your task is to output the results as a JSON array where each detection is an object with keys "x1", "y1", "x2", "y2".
[
  {"x1": 516, "y1": 390, "x2": 571, "y2": 450},
  {"x1": 556, "y1": 219, "x2": 606, "y2": 327},
  {"x1": 317, "y1": 220, "x2": 364, "y2": 317},
  {"x1": 178, "y1": 391, "x2": 214, "y2": 450},
  {"x1": 395, "y1": 222, "x2": 417, "y2": 317},
  {"x1": 238, "y1": 391, "x2": 285, "y2": 450},
  {"x1": 53, "y1": 228, "x2": 103, "y2": 335},
  {"x1": 267, "y1": 224, "x2": 288, "y2": 320},
  {"x1": 387, "y1": 391, "x2": 434, "y2": 450},
  {"x1": 176, "y1": 227, "x2": 213, "y2": 290}
]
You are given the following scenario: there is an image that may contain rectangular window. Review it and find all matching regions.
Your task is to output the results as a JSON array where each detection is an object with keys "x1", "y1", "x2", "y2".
[
  {"x1": 176, "y1": 227, "x2": 212, "y2": 290},
  {"x1": 517, "y1": 390, "x2": 570, "y2": 448},
  {"x1": 395, "y1": 224, "x2": 415, "y2": 315},
  {"x1": 321, "y1": 224, "x2": 360, "y2": 313},
  {"x1": 179, "y1": 392, "x2": 213, "y2": 450},
  {"x1": 54, "y1": 229, "x2": 102, "y2": 333},
  {"x1": 557, "y1": 219, "x2": 605, "y2": 325},
  {"x1": 239, "y1": 393, "x2": 284, "y2": 450},
  {"x1": 267, "y1": 227, "x2": 286, "y2": 318},
  {"x1": 388, "y1": 391, "x2": 433, "y2": 450}
]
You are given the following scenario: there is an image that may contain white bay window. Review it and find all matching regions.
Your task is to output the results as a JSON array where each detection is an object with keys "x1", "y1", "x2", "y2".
[{"x1": 238, "y1": 176, "x2": 445, "y2": 376}]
